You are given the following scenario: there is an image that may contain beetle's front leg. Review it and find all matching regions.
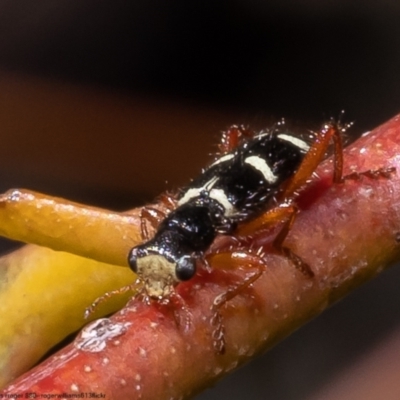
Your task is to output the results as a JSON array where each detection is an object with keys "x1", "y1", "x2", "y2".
[{"x1": 205, "y1": 250, "x2": 266, "y2": 354}]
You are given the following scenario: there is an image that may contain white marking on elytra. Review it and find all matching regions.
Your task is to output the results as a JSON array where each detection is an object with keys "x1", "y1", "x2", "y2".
[
  {"x1": 245, "y1": 155, "x2": 278, "y2": 183},
  {"x1": 209, "y1": 153, "x2": 235, "y2": 167},
  {"x1": 204, "y1": 175, "x2": 219, "y2": 190},
  {"x1": 178, "y1": 176, "x2": 218, "y2": 205},
  {"x1": 178, "y1": 188, "x2": 200, "y2": 205},
  {"x1": 178, "y1": 175, "x2": 237, "y2": 216},
  {"x1": 255, "y1": 130, "x2": 269, "y2": 138},
  {"x1": 277, "y1": 134, "x2": 310, "y2": 151},
  {"x1": 209, "y1": 188, "x2": 235, "y2": 216}
]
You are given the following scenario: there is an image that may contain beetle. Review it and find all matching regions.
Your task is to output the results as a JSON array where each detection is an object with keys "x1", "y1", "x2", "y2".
[
  {"x1": 112, "y1": 118, "x2": 392, "y2": 353},
  {"x1": 127, "y1": 122, "x2": 318, "y2": 299},
  {"x1": 94, "y1": 119, "x2": 350, "y2": 352},
  {"x1": 2, "y1": 117, "x2": 392, "y2": 354}
]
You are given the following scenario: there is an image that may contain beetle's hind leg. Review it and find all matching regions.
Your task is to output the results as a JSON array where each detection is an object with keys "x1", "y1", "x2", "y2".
[{"x1": 282, "y1": 119, "x2": 395, "y2": 196}]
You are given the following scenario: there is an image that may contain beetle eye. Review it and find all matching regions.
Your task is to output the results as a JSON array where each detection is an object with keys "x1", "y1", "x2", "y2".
[
  {"x1": 175, "y1": 256, "x2": 196, "y2": 281},
  {"x1": 128, "y1": 247, "x2": 139, "y2": 272}
]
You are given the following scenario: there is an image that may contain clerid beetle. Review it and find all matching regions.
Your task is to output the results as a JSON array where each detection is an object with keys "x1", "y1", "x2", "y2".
[
  {"x1": 128, "y1": 122, "x2": 316, "y2": 299},
  {"x1": 86, "y1": 118, "x2": 392, "y2": 353},
  {"x1": 84, "y1": 120, "x2": 346, "y2": 351}
]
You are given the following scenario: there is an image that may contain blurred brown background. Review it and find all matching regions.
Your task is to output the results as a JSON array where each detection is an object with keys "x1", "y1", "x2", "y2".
[{"x1": 1, "y1": 1, "x2": 400, "y2": 399}]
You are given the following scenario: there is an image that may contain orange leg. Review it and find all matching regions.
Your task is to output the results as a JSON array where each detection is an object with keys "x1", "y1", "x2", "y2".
[
  {"x1": 84, "y1": 279, "x2": 142, "y2": 318},
  {"x1": 237, "y1": 203, "x2": 295, "y2": 237},
  {"x1": 205, "y1": 205, "x2": 317, "y2": 353},
  {"x1": 218, "y1": 125, "x2": 255, "y2": 154},
  {"x1": 283, "y1": 121, "x2": 346, "y2": 199},
  {"x1": 157, "y1": 192, "x2": 178, "y2": 211},
  {"x1": 140, "y1": 207, "x2": 167, "y2": 240},
  {"x1": 237, "y1": 204, "x2": 314, "y2": 277},
  {"x1": 282, "y1": 120, "x2": 395, "y2": 199},
  {"x1": 169, "y1": 291, "x2": 192, "y2": 333},
  {"x1": 205, "y1": 250, "x2": 266, "y2": 354},
  {"x1": 234, "y1": 121, "x2": 394, "y2": 278},
  {"x1": 271, "y1": 206, "x2": 314, "y2": 277}
]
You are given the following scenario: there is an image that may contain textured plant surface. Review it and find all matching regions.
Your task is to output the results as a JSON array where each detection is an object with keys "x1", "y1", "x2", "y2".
[{"x1": 1, "y1": 114, "x2": 400, "y2": 399}]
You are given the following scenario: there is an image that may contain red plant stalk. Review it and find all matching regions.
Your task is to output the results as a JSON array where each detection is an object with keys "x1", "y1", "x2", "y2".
[{"x1": 2, "y1": 114, "x2": 400, "y2": 399}]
